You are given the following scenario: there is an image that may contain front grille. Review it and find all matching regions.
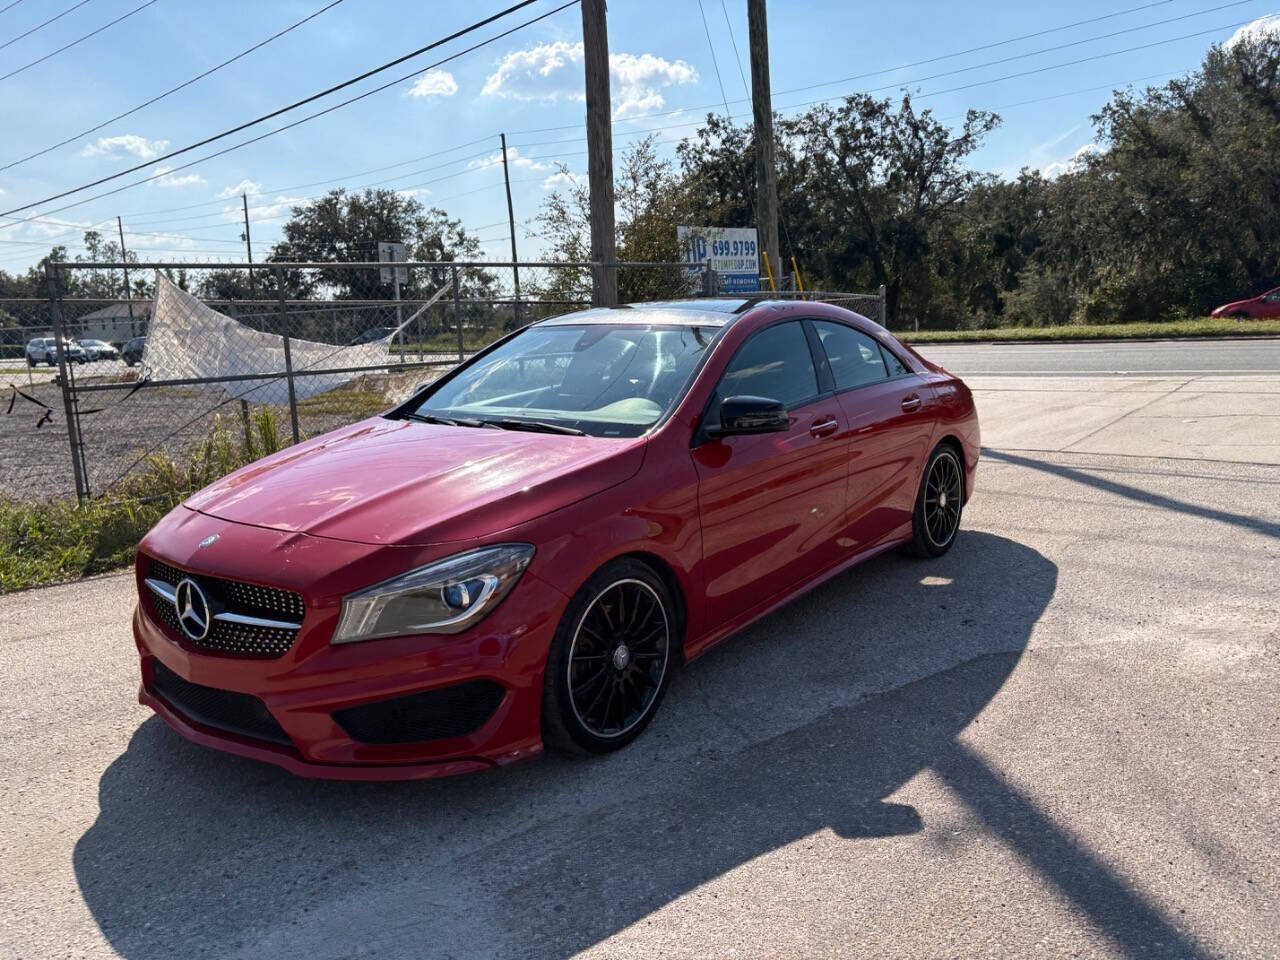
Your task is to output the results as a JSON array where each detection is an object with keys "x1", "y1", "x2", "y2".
[
  {"x1": 151, "y1": 661, "x2": 292, "y2": 747},
  {"x1": 143, "y1": 555, "x2": 304, "y2": 658},
  {"x1": 149, "y1": 558, "x2": 304, "y2": 620},
  {"x1": 332, "y1": 680, "x2": 505, "y2": 745}
]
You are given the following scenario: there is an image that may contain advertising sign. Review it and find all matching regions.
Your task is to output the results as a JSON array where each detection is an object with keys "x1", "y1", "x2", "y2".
[{"x1": 678, "y1": 226, "x2": 761, "y2": 294}]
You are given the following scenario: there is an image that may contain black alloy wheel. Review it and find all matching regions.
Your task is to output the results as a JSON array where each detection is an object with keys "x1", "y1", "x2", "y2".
[
  {"x1": 543, "y1": 558, "x2": 676, "y2": 754},
  {"x1": 907, "y1": 445, "x2": 964, "y2": 557}
]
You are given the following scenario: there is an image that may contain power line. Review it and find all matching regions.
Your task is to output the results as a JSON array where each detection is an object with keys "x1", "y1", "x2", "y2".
[
  {"x1": 780, "y1": 0, "x2": 1255, "y2": 99},
  {"x1": 0, "y1": 0, "x2": 565, "y2": 217},
  {"x1": 0, "y1": 0, "x2": 93, "y2": 51},
  {"x1": 505, "y1": 0, "x2": 1254, "y2": 137},
  {"x1": 718, "y1": 0, "x2": 750, "y2": 98},
  {"x1": 1, "y1": 0, "x2": 346, "y2": 172},
  {"x1": 0, "y1": 0, "x2": 158, "y2": 83},
  {"x1": 784, "y1": 14, "x2": 1266, "y2": 112},
  {"x1": 695, "y1": 0, "x2": 731, "y2": 115},
  {"x1": 0, "y1": 0, "x2": 577, "y2": 226},
  {"x1": 84, "y1": 135, "x2": 497, "y2": 225},
  {"x1": 0, "y1": 0, "x2": 1199, "y2": 233},
  {"x1": 0, "y1": 0, "x2": 29, "y2": 15}
]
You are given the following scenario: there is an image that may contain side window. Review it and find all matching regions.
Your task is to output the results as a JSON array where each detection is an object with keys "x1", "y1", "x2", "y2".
[
  {"x1": 718, "y1": 321, "x2": 818, "y2": 409},
  {"x1": 880, "y1": 344, "x2": 910, "y2": 377},
  {"x1": 814, "y1": 321, "x2": 888, "y2": 390}
]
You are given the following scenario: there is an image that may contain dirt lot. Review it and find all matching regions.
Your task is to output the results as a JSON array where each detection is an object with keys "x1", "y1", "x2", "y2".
[{"x1": 2, "y1": 363, "x2": 449, "y2": 501}]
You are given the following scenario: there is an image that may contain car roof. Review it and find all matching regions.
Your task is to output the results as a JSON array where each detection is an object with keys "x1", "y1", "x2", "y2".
[{"x1": 539, "y1": 299, "x2": 756, "y2": 328}]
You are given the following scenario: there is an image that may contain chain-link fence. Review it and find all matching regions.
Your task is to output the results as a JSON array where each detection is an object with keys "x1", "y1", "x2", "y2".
[{"x1": 2, "y1": 260, "x2": 884, "y2": 505}]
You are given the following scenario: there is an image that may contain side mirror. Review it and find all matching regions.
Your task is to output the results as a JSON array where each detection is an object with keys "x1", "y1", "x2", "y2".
[{"x1": 710, "y1": 395, "x2": 790, "y2": 437}]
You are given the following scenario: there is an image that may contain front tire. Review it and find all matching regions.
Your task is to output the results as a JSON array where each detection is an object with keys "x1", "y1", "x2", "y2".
[
  {"x1": 542, "y1": 558, "x2": 676, "y2": 755},
  {"x1": 907, "y1": 445, "x2": 965, "y2": 557}
]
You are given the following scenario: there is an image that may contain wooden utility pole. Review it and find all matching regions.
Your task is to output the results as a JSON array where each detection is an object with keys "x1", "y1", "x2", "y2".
[
  {"x1": 581, "y1": 0, "x2": 617, "y2": 306},
  {"x1": 116, "y1": 216, "x2": 136, "y2": 335},
  {"x1": 242, "y1": 192, "x2": 256, "y2": 296},
  {"x1": 748, "y1": 0, "x2": 780, "y2": 289},
  {"x1": 500, "y1": 133, "x2": 523, "y2": 326}
]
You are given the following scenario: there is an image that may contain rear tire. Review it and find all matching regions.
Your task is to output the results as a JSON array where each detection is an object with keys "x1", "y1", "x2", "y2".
[
  {"x1": 906, "y1": 445, "x2": 965, "y2": 558},
  {"x1": 542, "y1": 558, "x2": 677, "y2": 756}
]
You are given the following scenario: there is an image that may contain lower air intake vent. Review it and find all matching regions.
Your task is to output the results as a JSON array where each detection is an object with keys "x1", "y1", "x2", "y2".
[
  {"x1": 151, "y1": 661, "x2": 292, "y2": 747},
  {"x1": 332, "y1": 680, "x2": 505, "y2": 745}
]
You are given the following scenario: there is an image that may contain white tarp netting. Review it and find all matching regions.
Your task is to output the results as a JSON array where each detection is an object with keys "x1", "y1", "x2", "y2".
[{"x1": 141, "y1": 272, "x2": 396, "y2": 405}]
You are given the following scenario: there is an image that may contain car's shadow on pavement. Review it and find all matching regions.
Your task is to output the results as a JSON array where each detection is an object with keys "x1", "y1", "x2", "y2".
[{"x1": 72, "y1": 531, "x2": 1202, "y2": 959}]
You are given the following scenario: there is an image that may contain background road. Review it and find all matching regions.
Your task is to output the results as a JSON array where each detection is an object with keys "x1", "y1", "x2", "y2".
[
  {"x1": 917, "y1": 336, "x2": 1280, "y2": 375},
  {"x1": 2, "y1": 365, "x2": 1277, "y2": 958}
]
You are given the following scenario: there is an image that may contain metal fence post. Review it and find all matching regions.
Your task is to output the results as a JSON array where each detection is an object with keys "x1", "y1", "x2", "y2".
[
  {"x1": 239, "y1": 398, "x2": 253, "y2": 458},
  {"x1": 452, "y1": 264, "x2": 464, "y2": 362},
  {"x1": 276, "y1": 266, "x2": 300, "y2": 444},
  {"x1": 702, "y1": 261, "x2": 718, "y2": 297},
  {"x1": 46, "y1": 262, "x2": 89, "y2": 503},
  {"x1": 878, "y1": 284, "x2": 887, "y2": 328}
]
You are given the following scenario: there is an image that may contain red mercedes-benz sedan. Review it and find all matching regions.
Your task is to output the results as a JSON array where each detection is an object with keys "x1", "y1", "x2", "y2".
[{"x1": 134, "y1": 299, "x2": 979, "y2": 780}]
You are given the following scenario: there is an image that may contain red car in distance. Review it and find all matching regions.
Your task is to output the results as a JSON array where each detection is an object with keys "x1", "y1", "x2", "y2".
[
  {"x1": 133, "y1": 298, "x2": 980, "y2": 780},
  {"x1": 1210, "y1": 286, "x2": 1280, "y2": 319}
]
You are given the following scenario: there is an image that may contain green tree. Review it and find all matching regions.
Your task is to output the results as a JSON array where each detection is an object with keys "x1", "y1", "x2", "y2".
[
  {"x1": 269, "y1": 188, "x2": 493, "y2": 300},
  {"x1": 782, "y1": 94, "x2": 999, "y2": 325}
]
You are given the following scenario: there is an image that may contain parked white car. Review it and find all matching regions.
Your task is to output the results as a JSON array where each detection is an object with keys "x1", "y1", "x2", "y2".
[{"x1": 25, "y1": 337, "x2": 87, "y2": 366}]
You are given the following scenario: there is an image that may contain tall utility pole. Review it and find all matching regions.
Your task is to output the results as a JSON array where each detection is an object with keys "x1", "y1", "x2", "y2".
[
  {"x1": 116, "y1": 216, "x2": 136, "y2": 336},
  {"x1": 581, "y1": 0, "x2": 617, "y2": 306},
  {"x1": 748, "y1": 0, "x2": 780, "y2": 289},
  {"x1": 499, "y1": 133, "x2": 523, "y2": 326},
  {"x1": 241, "y1": 192, "x2": 256, "y2": 296}
]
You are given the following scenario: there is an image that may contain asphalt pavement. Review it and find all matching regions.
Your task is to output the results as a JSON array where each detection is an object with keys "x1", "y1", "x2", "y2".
[
  {"x1": 1, "y1": 365, "x2": 1277, "y2": 959},
  {"x1": 915, "y1": 336, "x2": 1280, "y2": 375}
]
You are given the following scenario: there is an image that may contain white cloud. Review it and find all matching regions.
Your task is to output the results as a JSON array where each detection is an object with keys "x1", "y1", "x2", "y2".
[
  {"x1": 611, "y1": 51, "x2": 697, "y2": 117},
  {"x1": 81, "y1": 134, "x2": 168, "y2": 160},
  {"x1": 1228, "y1": 15, "x2": 1280, "y2": 48},
  {"x1": 541, "y1": 169, "x2": 581, "y2": 190},
  {"x1": 469, "y1": 145, "x2": 551, "y2": 172},
  {"x1": 241, "y1": 194, "x2": 309, "y2": 222},
  {"x1": 1043, "y1": 142, "x2": 1100, "y2": 178},
  {"x1": 217, "y1": 179, "x2": 262, "y2": 199},
  {"x1": 152, "y1": 166, "x2": 206, "y2": 188},
  {"x1": 127, "y1": 234, "x2": 199, "y2": 253},
  {"x1": 482, "y1": 41, "x2": 696, "y2": 118},
  {"x1": 407, "y1": 69, "x2": 458, "y2": 98}
]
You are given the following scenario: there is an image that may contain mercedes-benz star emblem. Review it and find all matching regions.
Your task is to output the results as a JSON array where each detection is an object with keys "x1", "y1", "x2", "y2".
[
  {"x1": 198, "y1": 534, "x2": 220, "y2": 549},
  {"x1": 174, "y1": 578, "x2": 211, "y2": 641}
]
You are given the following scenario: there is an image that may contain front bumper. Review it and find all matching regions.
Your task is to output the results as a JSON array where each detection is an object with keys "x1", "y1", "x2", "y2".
[{"x1": 134, "y1": 513, "x2": 567, "y2": 780}]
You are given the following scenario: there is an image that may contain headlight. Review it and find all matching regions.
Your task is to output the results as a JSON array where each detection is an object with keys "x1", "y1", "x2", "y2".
[{"x1": 332, "y1": 544, "x2": 534, "y2": 644}]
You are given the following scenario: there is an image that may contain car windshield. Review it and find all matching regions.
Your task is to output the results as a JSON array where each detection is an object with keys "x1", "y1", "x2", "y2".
[{"x1": 408, "y1": 323, "x2": 715, "y2": 438}]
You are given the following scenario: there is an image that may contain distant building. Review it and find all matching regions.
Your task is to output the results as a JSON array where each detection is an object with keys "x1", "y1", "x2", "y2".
[{"x1": 74, "y1": 301, "x2": 152, "y2": 344}]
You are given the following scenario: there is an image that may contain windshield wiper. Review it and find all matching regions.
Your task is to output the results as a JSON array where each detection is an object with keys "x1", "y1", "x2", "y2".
[
  {"x1": 485, "y1": 418, "x2": 586, "y2": 436},
  {"x1": 404, "y1": 413, "x2": 497, "y2": 429}
]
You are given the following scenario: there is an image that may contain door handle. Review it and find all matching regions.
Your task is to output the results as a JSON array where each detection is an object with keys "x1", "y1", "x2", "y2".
[
  {"x1": 901, "y1": 394, "x2": 922, "y2": 412},
  {"x1": 809, "y1": 417, "x2": 839, "y2": 438}
]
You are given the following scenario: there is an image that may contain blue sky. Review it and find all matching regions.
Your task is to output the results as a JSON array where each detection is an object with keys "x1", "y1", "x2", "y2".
[{"x1": 1, "y1": 0, "x2": 1276, "y2": 273}]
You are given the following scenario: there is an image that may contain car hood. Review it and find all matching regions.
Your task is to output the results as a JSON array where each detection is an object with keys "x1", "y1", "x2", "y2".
[
  {"x1": 185, "y1": 417, "x2": 646, "y2": 546},
  {"x1": 1214, "y1": 298, "x2": 1254, "y2": 313}
]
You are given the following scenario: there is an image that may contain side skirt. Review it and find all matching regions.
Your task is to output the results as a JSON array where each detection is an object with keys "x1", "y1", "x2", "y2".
[{"x1": 682, "y1": 524, "x2": 913, "y2": 663}]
